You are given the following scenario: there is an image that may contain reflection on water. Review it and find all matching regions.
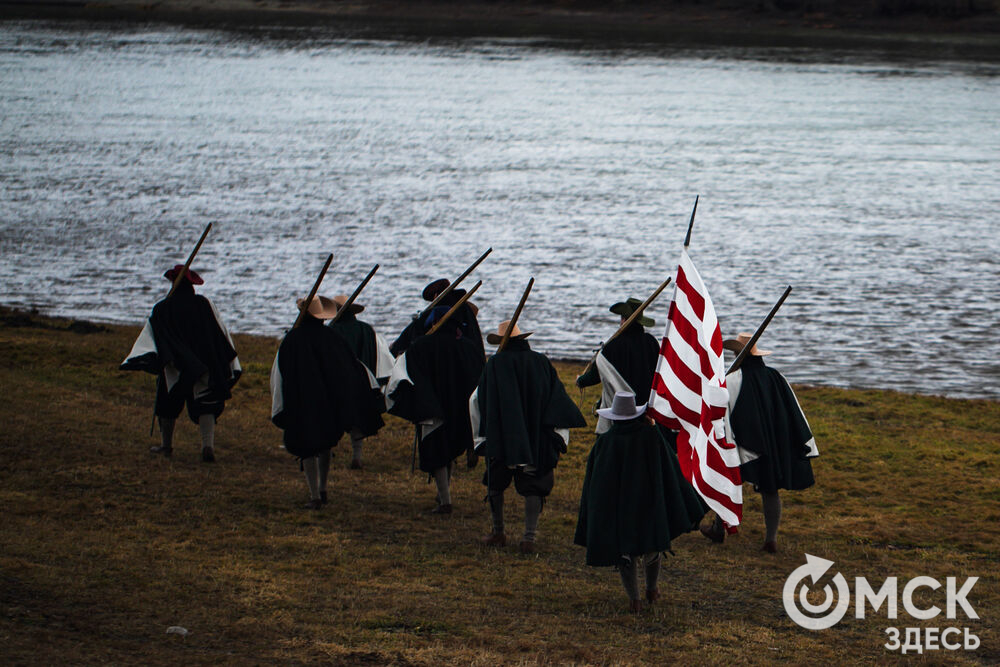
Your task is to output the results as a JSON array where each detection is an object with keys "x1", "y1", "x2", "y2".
[{"x1": 1, "y1": 22, "x2": 998, "y2": 399}]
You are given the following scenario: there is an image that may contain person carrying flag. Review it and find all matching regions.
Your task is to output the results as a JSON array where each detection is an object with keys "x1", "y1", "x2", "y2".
[{"x1": 574, "y1": 391, "x2": 705, "y2": 613}]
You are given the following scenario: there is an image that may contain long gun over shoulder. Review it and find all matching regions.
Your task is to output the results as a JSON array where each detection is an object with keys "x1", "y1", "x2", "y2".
[{"x1": 417, "y1": 247, "x2": 492, "y2": 322}]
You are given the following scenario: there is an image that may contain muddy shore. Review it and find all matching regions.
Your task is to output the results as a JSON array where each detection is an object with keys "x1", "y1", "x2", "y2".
[{"x1": 4, "y1": 0, "x2": 1000, "y2": 55}]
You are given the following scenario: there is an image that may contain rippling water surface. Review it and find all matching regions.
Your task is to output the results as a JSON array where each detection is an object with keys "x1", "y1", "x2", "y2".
[{"x1": 1, "y1": 21, "x2": 998, "y2": 398}]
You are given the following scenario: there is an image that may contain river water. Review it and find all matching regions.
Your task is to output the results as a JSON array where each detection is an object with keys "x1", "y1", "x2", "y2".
[{"x1": 1, "y1": 21, "x2": 998, "y2": 399}]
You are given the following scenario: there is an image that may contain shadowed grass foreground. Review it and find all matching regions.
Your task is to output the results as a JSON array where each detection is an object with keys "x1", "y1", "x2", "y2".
[{"x1": 0, "y1": 307, "x2": 996, "y2": 664}]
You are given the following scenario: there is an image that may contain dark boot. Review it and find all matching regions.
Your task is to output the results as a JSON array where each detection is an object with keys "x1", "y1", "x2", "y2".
[{"x1": 700, "y1": 515, "x2": 725, "y2": 543}]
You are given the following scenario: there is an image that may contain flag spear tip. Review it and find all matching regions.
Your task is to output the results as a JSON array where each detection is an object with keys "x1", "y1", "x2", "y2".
[{"x1": 683, "y1": 195, "x2": 699, "y2": 249}]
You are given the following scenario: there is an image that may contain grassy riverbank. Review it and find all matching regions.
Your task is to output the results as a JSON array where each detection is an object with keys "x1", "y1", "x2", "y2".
[{"x1": 0, "y1": 306, "x2": 997, "y2": 664}]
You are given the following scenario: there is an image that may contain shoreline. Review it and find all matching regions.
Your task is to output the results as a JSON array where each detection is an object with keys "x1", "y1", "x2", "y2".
[
  {"x1": 4, "y1": 0, "x2": 1000, "y2": 56},
  {"x1": 4, "y1": 304, "x2": 997, "y2": 403}
]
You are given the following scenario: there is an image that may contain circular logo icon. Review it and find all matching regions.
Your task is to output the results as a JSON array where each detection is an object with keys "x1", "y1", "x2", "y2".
[{"x1": 783, "y1": 554, "x2": 851, "y2": 630}]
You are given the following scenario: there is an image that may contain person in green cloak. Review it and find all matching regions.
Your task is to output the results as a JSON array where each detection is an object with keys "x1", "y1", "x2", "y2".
[
  {"x1": 327, "y1": 294, "x2": 393, "y2": 470},
  {"x1": 120, "y1": 265, "x2": 241, "y2": 463},
  {"x1": 270, "y1": 295, "x2": 385, "y2": 509},
  {"x1": 471, "y1": 320, "x2": 586, "y2": 554},
  {"x1": 575, "y1": 297, "x2": 659, "y2": 435},
  {"x1": 574, "y1": 391, "x2": 706, "y2": 613},
  {"x1": 701, "y1": 333, "x2": 818, "y2": 553}
]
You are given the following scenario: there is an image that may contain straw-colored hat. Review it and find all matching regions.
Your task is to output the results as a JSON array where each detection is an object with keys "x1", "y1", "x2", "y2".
[
  {"x1": 722, "y1": 332, "x2": 771, "y2": 356},
  {"x1": 332, "y1": 294, "x2": 364, "y2": 315},
  {"x1": 609, "y1": 297, "x2": 655, "y2": 328},
  {"x1": 486, "y1": 320, "x2": 533, "y2": 345},
  {"x1": 296, "y1": 295, "x2": 340, "y2": 320},
  {"x1": 596, "y1": 391, "x2": 648, "y2": 421}
]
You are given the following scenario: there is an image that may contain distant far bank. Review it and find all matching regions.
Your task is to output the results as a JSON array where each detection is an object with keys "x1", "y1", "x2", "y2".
[{"x1": 4, "y1": 0, "x2": 1000, "y2": 52}]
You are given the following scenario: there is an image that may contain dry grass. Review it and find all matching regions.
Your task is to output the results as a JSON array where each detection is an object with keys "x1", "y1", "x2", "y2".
[{"x1": 0, "y1": 306, "x2": 997, "y2": 665}]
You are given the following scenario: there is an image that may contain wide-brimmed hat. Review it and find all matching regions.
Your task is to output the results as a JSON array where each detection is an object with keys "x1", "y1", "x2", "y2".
[
  {"x1": 332, "y1": 294, "x2": 364, "y2": 315},
  {"x1": 422, "y1": 278, "x2": 450, "y2": 301},
  {"x1": 609, "y1": 297, "x2": 654, "y2": 328},
  {"x1": 596, "y1": 391, "x2": 648, "y2": 421},
  {"x1": 722, "y1": 332, "x2": 771, "y2": 356},
  {"x1": 485, "y1": 320, "x2": 532, "y2": 345},
  {"x1": 163, "y1": 265, "x2": 203, "y2": 285},
  {"x1": 296, "y1": 295, "x2": 340, "y2": 320}
]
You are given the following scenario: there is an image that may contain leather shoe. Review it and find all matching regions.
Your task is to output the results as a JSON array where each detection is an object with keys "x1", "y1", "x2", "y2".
[
  {"x1": 349, "y1": 459, "x2": 363, "y2": 470},
  {"x1": 518, "y1": 540, "x2": 537, "y2": 555},
  {"x1": 430, "y1": 503, "x2": 452, "y2": 515},
  {"x1": 201, "y1": 447, "x2": 215, "y2": 463},
  {"x1": 303, "y1": 499, "x2": 323, "y2": 510},
  {"x1": 646, "y1": 588, "x2": 660, "y2": 604},
  {"x1": 700, "y1": 520, "x2": 725, "y2": 544},
  {"x1": 629, "y1": 599, "x2": 642, "y2": 614},
  {"x1": 479, "y1": 532, "x2": 506, "y2": 547},
  {"x1": 150, "y1": 445, "x2": 172, "y2": 458},
  {"x1": 762, "y1": 540, "x2": 778, "y2": 554}
]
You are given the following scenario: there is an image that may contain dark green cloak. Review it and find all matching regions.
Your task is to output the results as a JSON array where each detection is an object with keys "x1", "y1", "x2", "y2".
[
  {"x1": 576, "y1": 323, "x2": 659, "y2": 405},
  {"x1": 574, "y1": 417, "x2": 706, "y2": 567},
  {"x1": 120, "y1": 282, "x2": 240, "y2": 406},
  {"x1": 474, "y1": 339, "x2": 585, "y2": 474},
  {"x1": 328, "y1": 311, "x2": 378, "y2": 375},
  {"x1": 272, "y1": 316, "x2": 384, "y2": 459},
  {"x1": 387, "y1": 328, "x2": 484, "y2": 473},
  {"x1": 730, "y1": 355, "x2": 815, "y2": 493}
]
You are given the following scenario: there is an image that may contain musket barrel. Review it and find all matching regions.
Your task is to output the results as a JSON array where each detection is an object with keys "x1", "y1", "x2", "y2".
[
  {"x1": 330, "y1": 263, "x2": 379, "y2": 324},
  {"x1": 579, "y1": 275, "x2": 672, "y2": 376},
  {"x1": 497, "y1": 277, "x2": 534, "y2": 352},
  {"x1": 725, "y1": 285, "x2": 793, "y2": 376},
  {"x1": 292, "y1": 253, "x2": 334, "y2": 330},
  {"x1": 425, "y1": 281, "x2": 482, "y2": 336},
  {"x1": 418, "y1": 247, "x2": 492, "y2": 322},
  {"x1": 167, "y1": 222, "x2": 212, "y2": 298}
]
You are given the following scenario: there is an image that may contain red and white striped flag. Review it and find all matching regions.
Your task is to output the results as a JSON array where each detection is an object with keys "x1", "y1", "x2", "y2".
[{"x1": 648, "y1": 248, "x2": 743, "y2": 527}]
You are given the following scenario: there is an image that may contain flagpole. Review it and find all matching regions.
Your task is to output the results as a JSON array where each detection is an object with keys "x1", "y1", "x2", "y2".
[
  {"x1": 726, "y1": 285, "x2": 793, "y2": 375},
  {"x1": 683, "y1": 195, "x2": 699, "y2": 249}
]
